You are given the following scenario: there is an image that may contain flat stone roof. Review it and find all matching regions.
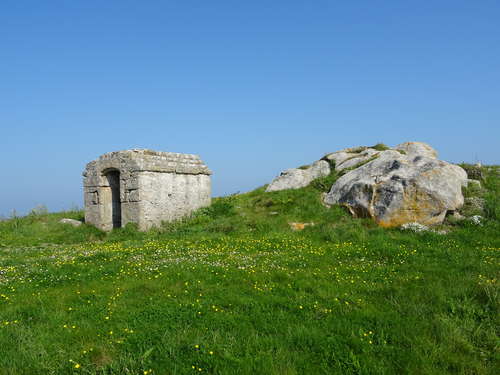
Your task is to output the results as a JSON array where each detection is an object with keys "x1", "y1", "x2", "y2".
[{"x1": 84, "y1": 149, "x2": 212, "y2": 176}]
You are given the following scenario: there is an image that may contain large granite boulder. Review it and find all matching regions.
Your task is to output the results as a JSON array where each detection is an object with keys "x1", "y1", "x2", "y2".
[
  {"x1": 266, "y1": 160, "x2": 330, "y2": 192},
  {"x1": 323, "y1": 149, "x2": 468, "y2": 227}
]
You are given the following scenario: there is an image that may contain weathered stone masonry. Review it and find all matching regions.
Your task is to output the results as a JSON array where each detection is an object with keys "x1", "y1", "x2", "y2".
[{"x1": 83, "y1": 149, "x2": 211, "y2": 231}]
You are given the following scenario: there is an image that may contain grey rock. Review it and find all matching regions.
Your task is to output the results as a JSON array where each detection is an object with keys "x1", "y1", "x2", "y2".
[
  {"x1": 400, "y1": 222, "x2": 430, "y2": 232},
  {"x1": 401, "y1": 222, "x2": 447, "y2": 235},
  {"x1": 265, "y1": 160, "x2": 330, "y2": 192},
  {"x1": 394, "y1": 141, "x2": 438, "y2": 159},
  {"x1": 335, "y1": 149, "x2": 380, "y2": 171},
  {"x1": 324, "y1": 151, "x2": 360, "y2": 167},
  {"x1": 324, "y1": 150, "x2": 467, "y2": 227},
  {"x1": 470, "y1": 215, "x2": 483, "y2": 225},
  {"x1": 59, "y1": 218, "x2": 83, "y2": 227}
]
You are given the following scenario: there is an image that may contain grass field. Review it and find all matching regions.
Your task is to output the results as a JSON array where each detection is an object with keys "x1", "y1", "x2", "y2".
[{"x1": 0, "y1": 166, "x2": 498, "y2": 374}]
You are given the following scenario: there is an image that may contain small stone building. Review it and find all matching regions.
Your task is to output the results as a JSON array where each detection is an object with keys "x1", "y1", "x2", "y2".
[{"x1": 83, "y1": 149, "x2": 211, "y2": 231}]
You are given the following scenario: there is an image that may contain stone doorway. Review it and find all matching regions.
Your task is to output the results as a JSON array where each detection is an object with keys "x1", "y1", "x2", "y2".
[{"x1": 105, "y1": 170, "x2": 122, "y2": 228}]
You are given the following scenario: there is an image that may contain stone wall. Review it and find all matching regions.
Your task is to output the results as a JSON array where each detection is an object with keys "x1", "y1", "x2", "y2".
[
  {"x1": 83, "y1": 149, "x2": 211, "y2": 231},
  {"x1": 138, "y1": 172, "x2": 211, "y2": 229}
]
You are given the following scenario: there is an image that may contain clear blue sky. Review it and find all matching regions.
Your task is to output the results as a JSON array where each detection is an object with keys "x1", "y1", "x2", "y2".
[{"x1": 1, "y1": 0, "x2": 499, "y2": 216}]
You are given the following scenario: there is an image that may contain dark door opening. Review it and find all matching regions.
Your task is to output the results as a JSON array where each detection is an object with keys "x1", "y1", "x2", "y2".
[{"x1": 106, "y1": 170, "x2": 122, "y2": 228}]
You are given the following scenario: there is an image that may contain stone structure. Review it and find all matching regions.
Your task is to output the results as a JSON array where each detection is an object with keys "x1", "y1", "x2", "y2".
[{"x1": 83, "y1": 149, "x2": 211, "y2": 231}]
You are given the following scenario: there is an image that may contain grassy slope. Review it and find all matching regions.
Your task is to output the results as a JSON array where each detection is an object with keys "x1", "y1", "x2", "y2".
[{"x1": 0, "y1": 166, "x2": 498, "y2": 374}]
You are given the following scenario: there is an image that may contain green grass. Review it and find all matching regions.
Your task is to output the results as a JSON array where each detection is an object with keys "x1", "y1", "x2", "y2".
[
  {"x1": 458, "y1": 165, "x2": 500, "y2": 220},
  {"x1": 370, "y1": 143, "x2": 391, "y2": 151},
  {"x1": 0, "y1": 166, "x2": 499, "y2": 374}
]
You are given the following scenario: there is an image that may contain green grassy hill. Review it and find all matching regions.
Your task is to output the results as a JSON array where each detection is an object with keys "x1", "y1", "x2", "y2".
[{"x1": 0, "y1": 165, "x2": 498, "y2": 374}]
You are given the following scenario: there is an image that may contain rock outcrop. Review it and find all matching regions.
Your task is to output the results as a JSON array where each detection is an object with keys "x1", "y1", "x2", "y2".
[
  {"x1": 59, "y1": 218, "x2": 83, "y2": 227},
  {"x1": 265, "y1": 160, "x2": 330, "y2": 192},
  {"x1": 323, "y1": 149, "x2": 467, "y2": 227},
  {"x1": 266, "y1": 141, "x2": 470, "y2": 227}
]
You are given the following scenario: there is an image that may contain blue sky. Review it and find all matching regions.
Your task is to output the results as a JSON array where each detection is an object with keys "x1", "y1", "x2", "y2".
[{"x1": 1, "y1": 0, "x2": 499, "y2": 216}]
